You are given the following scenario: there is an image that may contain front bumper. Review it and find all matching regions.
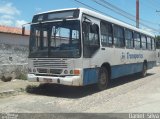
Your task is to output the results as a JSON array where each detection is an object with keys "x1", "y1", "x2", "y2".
[{"x1": 28, "y1": 74, "x2": 82, "y2": 86}]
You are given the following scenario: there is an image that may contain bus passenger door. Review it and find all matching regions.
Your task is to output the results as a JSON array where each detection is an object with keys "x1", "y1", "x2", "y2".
[
  {"x1": 82, "y1": 21, "x2": 100, "y2": 58},
  {"x1": 82, "y1": 15, "x2": 100, "y2": 85}
]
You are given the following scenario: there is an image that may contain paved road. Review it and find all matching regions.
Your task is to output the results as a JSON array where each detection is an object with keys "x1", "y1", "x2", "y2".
[{"x1": 0, "y1": 66, "x2": 160, "y2": 113}]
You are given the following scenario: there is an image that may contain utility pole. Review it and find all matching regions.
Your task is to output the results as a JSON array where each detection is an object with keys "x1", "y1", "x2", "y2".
[{"x1": 136, "y1": 0, "x2": 139, "y2": 28}]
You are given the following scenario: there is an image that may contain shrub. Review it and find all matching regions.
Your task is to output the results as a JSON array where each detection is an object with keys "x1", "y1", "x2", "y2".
[
  {"x1": 16, "y1": 73, "x2": 27, "y2": 80},
  {"x1": 1, "y1": 76, "x2": 12, "y2": 82}
]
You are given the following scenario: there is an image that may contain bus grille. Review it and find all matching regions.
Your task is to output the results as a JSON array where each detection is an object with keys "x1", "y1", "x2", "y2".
[
  {"x1": 37, "y1": 68, "x2": 63, "y2": 74},
  {"x1": 33, "y1": 58, "x2": 68, "y2": 69}
]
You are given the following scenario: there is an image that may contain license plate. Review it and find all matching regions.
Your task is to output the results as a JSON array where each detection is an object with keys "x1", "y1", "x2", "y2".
[{"x1": 43, "y1": 78, "x2": 52, "y2": 83}]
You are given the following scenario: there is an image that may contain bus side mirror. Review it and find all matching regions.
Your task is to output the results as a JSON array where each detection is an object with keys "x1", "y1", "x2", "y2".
[{"x1": 22, "y1": 26, "x2": 25, "y2": 36}]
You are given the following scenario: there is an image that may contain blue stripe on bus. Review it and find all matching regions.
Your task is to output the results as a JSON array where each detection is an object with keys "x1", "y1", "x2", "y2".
[
  {"x1": 83, "y1": 68, "x2": 99, "y2": 85},
  {"x1": 111, "y1": 61, "x2": 156, "y2": 79},
  {"x1": 83, "y1": 61, "x2": 156, "y2": 85},
  {"x1": 111, "y1": 63, "x2": 143, "y2": 79}
]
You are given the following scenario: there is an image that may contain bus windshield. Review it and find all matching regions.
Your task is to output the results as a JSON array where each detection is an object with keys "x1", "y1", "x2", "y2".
[{"x1": 29, "y1": 20, "x2": 81, "y2": 58}]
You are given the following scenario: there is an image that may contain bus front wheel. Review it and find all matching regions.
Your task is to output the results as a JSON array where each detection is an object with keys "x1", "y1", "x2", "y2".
[{"x1": 97, "y1": 67, "x2": 109, "y2": 90}]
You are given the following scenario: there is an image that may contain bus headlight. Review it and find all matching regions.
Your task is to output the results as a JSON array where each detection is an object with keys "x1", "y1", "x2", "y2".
[{"x1": 64, "y1": 70, "x2": 68, "y2": 74}]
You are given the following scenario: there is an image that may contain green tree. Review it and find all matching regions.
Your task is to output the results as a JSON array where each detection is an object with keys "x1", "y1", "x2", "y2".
[{"x1": 156, "y1": 36, "x2": 160, "y2": 49}]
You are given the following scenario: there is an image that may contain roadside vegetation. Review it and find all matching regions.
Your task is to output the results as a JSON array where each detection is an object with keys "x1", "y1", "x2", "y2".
[
  {"x1": 1, "y1": 66, "x2": 27, "y2": 82},
  {"x1": 15, "y1": 67, "x2": 27, "y2": 80},
  {"x1": 156, "y1": 36, "x2": 160, "y2": 49}
]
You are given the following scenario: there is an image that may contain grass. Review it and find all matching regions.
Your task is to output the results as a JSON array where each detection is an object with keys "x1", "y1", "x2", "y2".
[{"x1": 16, "y1": 73, "x2": 27, "y2": 80}]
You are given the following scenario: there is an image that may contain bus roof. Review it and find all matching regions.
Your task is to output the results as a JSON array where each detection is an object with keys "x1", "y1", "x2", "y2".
[{"x1": 35, "y1": 8, "x2": 155, "y2": 37}]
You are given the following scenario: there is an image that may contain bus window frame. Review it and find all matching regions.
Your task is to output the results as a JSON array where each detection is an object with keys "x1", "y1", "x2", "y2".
[
  {"x1": 82, "y1": 20, "x2": 100, "y2": 58},
  {"x1": 134, "y1": 32, "x2": 141, "y2": 50},
  {"x1": 152, "y1": 38, "x2": 156, "y2": 51},
  {"x1": 141, "y1": 34, "x2": 147, "y2": 50},
  {"x1": 113, "y1": 24, "x2": 125, "y2": 48},
  {"x1": 125, "y1": 28, "x2": 134, "y2": 49},
  {"x1": 147, "y1": 36, "x2": 152, "y2": 50},
  {"x1": 100, "y1": 20, "x2": 113, "y2": 47}
]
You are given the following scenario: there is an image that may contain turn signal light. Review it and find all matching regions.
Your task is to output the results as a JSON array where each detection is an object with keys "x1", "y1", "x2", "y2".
[
  {"x1": 64, "y1": 70, "x2": 68, "y2": 74},
  {"x1": 74, "y1": 70, "x2": 80, "y2": 75}
]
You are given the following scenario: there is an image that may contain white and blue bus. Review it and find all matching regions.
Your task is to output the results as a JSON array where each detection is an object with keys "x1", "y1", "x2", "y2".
[{"x1": 27, "y1": 8, "x2": 156, "y2": 90}]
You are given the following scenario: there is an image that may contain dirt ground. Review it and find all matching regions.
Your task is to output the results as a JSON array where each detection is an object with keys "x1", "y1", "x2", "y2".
[{"x1": 0, "y1": 66, "x2": 160, "y2": 113}]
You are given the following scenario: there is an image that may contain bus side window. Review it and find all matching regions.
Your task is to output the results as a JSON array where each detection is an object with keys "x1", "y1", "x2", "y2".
[
  {"x1": 141, "y1": 35, "x2": 147, "y2": 50},
  {"x1": 82, "y1": 21, "x2": 100, "y2": 58},
  {"x1": 152, "y1": 38, "x2": 155, "y2": 50},
  {"x1": 100, "y1": 21, "x2": 113, "y2": 47},
  {"x1": 82, "y1": 22, "x2": 99, "y2": 45},
  {"x1": 113, "y1": 25, "x2": 125, "y2": 48},
  {"x1": 147, "y1": 37, "x2": 152, "y2": 50},
  {"x1": 134, "y1": 32, "x2": 141, "y2": 49},
  {"x1": 125, "y1": 29, "x2": 133, "y2": 49}
]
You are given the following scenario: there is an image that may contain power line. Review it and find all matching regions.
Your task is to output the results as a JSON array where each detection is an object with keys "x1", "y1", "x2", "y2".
[
  {"x1": 139, "y1": 1, "x2": 160, "y2": 27},
  {"x1": 141, "y1": 0, "x2": 157, "y2": 11},
  {"x1": 141, "y1": 1, "x2": 160, "y2": 17},
  {"x1": 92, "y1": 0, "x2": 135, "y2": 21},
  {"x1": 145, "y1": 0, "x2": 160, "y2": 11},
  {"x1": 99, "y1": 0, "x2": 158, "y2": 25},
  {"x1": 74, "y1": 0, "x2": 159, "y2": 33},
  {"x1": 92, "y1": 0, "x2": 159, "y2": 32},
  {"x1": 99, "y1": 0, "x2": 136, "y2": 19},
  {"x1": 98, "y1": 0, "x2": 159, "y2": 25},
  {"x1": 74, "y1": 0, "x2": 109, "y2": 16},
  {"x1": 73, "y1": 0, "x2": 129, "y2": 24},
  {"x1": 98, "y1": 0, "x2": 156, "y2": 26}
]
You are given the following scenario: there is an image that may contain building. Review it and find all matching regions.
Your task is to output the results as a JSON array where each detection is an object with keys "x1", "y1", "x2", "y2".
[
  {"x1": 0, "y1": 25, "x2": 30, "y2": 80},
  {"x1": 0, "y1": 25, "x2": 29, "y2": 46}
]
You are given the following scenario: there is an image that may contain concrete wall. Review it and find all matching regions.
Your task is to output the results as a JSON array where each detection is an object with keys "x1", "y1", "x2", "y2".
[
  {"x1": 0, "y1": 33, "x2": 29, "y2": 79},
  {"x1": 0, "y1": 33, "x2": 29, "y2": 46}
]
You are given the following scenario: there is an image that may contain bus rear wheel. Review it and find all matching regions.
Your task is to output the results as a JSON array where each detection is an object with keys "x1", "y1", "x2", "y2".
[
  {"x1": 141, "y1": 63, "x2": 147, "y2": 77},
  {"x1": 97, "y1": 67, "x2": 109, "y2": 90}
]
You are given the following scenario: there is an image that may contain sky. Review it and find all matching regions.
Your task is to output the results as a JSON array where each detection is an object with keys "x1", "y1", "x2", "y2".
[{"x1": 0, "y1": 0, "x2": 160, "y2": 35}]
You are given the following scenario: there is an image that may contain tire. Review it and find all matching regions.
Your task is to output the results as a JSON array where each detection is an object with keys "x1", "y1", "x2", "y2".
[
  {"x1": 141, "y1": 63, "x2": 147, "y2": 77},
  {"x1": 97, "y1": 67, "x2": 109, "y2": 90}
]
